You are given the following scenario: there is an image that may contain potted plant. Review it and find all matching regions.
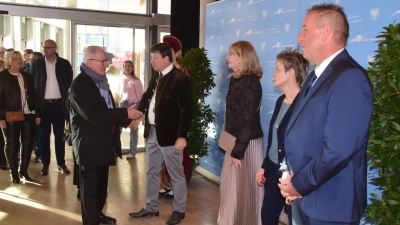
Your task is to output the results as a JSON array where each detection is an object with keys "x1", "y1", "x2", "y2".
[
  {"x1": 366, "y1": 23, "x2": 400, "y2": 224},
  {"x1": 179, "y1": 47, "x2": 216, "y2": 179}
]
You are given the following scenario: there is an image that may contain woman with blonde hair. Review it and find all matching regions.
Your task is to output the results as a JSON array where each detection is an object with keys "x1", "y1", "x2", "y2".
[
  {"x1": 117, "y1": 60, "x2": 143, "y2": 158},
  {"x1": 0, "y1": 51, "x2": 40, "y2": 183},
  {"x1": 218, "y1": 40, "x2": 264, "y2": 225}
]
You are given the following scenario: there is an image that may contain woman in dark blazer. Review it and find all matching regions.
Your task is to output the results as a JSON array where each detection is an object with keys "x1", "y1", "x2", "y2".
[
  {"x1": 0, "y1": 51, "x2": 40, "y2": 183},
  {"x1": 256, "y1": 48, "x2": 308, "y2": 225}
]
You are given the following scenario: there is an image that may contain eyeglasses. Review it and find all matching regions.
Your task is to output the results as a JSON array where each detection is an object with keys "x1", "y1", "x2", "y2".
[
  {"x1": 42, "y1": 46, "x2": 56, "y2": 49},
  {"x1": 89, "y1": 59, "x2": 108, "y2": 65}
]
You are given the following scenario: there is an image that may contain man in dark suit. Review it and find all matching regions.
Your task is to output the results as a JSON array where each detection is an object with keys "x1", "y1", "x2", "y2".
[
  {"x1": 129, "y1": 43, "x2": 192, "y2": 225},
  {"x1": 278, "y1": 3, "x2": 373, "y2": 225},
  {"x1": 69, "y1": 46, "x2": 143, "y2": 225},
  {"x1": 30, "y1": 39, "x2": 73, "y2": 175}
]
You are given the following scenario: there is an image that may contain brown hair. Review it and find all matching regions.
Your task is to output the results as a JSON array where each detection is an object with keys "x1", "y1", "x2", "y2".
[
  {"x1": 228, "y1": 40, "x2": 263, "y2": 78},
  {"x1": 123, "y1": 60, "x2": 138, "y2": 79},
  {"x1": 307, "y1": 3, "x2": 349, "y2": 46},
  {"x1": 276, "y1": 48, "x2": 309, "y2": 85}
]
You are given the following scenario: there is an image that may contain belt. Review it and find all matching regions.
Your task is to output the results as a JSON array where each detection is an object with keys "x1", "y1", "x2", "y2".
[{"x1": 44, "y1": 98, "x2": 62, "y2": 103}]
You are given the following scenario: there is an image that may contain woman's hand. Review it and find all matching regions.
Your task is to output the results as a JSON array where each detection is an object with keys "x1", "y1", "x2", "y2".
[
  {"x1": 36, "y1": 117, "x2": 41, "y2": 125},
  {"x1": 256, "y1": 168, "x2": 266, "y2": 186},
  {"x1": 0, "y1": 120, "x2": 6, "y2": 128},
  {"x1": 229, "y1": 157, "x2": 242, "y2": 170}
]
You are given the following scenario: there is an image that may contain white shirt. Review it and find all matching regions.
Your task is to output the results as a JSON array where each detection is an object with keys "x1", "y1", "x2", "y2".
[
  {"x1": 312, "y1": 48, "x2": 344, "y2": 86},
  {"x1": 148, "y1": 63, "x2": 173, "y2": 125},
  {"x1": 44, "y1": 57, "x2": 62, "y2": 99}
]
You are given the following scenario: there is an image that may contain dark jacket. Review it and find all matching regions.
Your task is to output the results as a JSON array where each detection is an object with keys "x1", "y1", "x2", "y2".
[
  {"x1": 137, "y1": 67, "x2": 192, "y2": 147},
  {"x1": 29, "y1": 52, "x2": 73, "y2": 118},
  {"x1": 261, "y1": 94, "x2": 298, "y2": 174},
  {"x1": 68, "y1": 71, "x2": 129, "y2": 167},
  {"x1": 225, "y1": 74, "x2": 263, "y2": 160},
  {"x1": 0, "y1": 70, "x2": 40, "y2": 120}
]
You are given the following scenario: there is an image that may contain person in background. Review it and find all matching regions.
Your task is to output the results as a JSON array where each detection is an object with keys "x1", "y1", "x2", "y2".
[
  {"x1": 0, "y1": 59, "x2": 7, "y2": 171},
  {"x1": 0, "y1": 47, "x2": 6, "y2": 60},
  {"x1": 129, "y1": 43, "x2": 192, "y2": 225},
  {"x1": 0, "y1": 50, "x2": 40, "y2": 183},
  {"x1": 255, "y1": 48, "x2": 308, "y2": 225},
  {"x1": 158, "y1": 35, "x2": 191, "y2": 199},
  {"x1": 5, "y1": 48, "x2": 15, "y2": 57},
  {"x1": 117, "y1": 60, "x2": 144, "y2": 159},
  {"x1": 23, "y1": 49, "x2": 33, "y2": 72},
  {"x1": 30, "y1": 39, "x2": 73, "y2": 176},
  {"x1": 218, "y1": 40, "x2": 264, "y2": 225},
  {"x1": 30, "y1": 52, "x2": 43, "y2": 62},
  {"x1": 278, "y1": 3, "x2": 373, "y2": 225},
  {"x1": 105, "y1": 52, "x2": 121, "y2": 105},
  {"x1": 69, "y1": 46, "x2": 143, "y2": 225}
]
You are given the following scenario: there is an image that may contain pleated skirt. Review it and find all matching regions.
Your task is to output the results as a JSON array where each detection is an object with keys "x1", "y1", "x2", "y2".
[{"x1": 218, "y1": 137, "x2": 264, "y2": 225}]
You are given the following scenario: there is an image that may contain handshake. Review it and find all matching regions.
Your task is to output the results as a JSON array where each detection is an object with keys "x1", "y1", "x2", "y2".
[{"x1": 127, "y1": 104, "x2": 144, "y2": 130}]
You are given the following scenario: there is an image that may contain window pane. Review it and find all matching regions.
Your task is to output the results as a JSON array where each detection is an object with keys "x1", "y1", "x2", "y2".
[{"x1": 158, "y1": 0, "x2": 171, "y2": 15}]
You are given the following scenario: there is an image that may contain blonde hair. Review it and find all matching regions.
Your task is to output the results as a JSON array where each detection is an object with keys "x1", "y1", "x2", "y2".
[
  {"x1": 228, "y1": 40, "x2": 263, "y2": 78},
  {"x1": 4, "y1": 50, "x2": 22, "y2": 70}
]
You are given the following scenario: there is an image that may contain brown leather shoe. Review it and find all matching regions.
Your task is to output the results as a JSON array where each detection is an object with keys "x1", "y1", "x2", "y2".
[
  {"x1": 129, "y1": 208, "x2": 159, "y2": 218},
  {"x1": 41, "y1": 165, "x2": 49, "y2": 176},
  {"x1": 166, "y1": 211, "x2": 185, "y2": 225},
  {"x1": 58, "y1": 165, "x2": 71, "y2": 174}
]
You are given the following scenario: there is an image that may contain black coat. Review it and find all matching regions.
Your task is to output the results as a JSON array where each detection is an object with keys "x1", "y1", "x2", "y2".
[
  {"x1": 68, "y1": 72, "x2": 129, "y2": 167},
  {"x1": 29, "y1": 53, "x2": 73, "y2": 118},
  {"x1": 137, "y1": 67, "x2": 192, "y2": 147},
  {"x1": 261, "y1": 94, "x2": 298, "y2": 174},
  {"x1": 0, "y1": 70, "x2": 40, "y2": 120}
]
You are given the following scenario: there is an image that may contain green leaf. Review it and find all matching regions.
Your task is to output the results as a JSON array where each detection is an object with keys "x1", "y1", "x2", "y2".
[{"x1": 388, "y1": 122, "x2": 400, "y2": 131}]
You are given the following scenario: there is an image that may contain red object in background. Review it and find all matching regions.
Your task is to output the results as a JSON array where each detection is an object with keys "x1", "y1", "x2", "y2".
[{"x1": 112, "y1": 53, "x2": 133, "y2": 70}]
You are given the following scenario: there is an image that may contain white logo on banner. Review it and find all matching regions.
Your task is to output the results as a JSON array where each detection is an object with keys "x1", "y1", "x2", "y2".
[
  {"x1": 268, "y1": 110, "x2": 274, "y2": 114},
  {"x1": 244, "y1": 30, "x2": 253, "y2": 35},
  {"x1": 221, "y1": 19, "x2": 225, "y2": 26},
  {"x1": 334, "y1": 0, "x2": 340, "y2": 4},
  {"x1": 209, "y1": 10, "x2": 215, "y2": 15},
  {"x1": 228, "y1": 18, "x2": 245, "y2": 23},
  {"x1": 236, "y1": 30, "x2": 241, "y2": 38},
  {"x1": 368, "y1": 55, "x2": 375, "y2": 63},
  {"x1": 262, "y1": 10, "x2": 267, "y2": 18},
  {"x1": 209, "y1": 35, "x2": 215, "y2": 40},
  {"x1": 261, "y1": 42, "x2": 266, "y2": 51},
  {"x1": 237, "y1": 1, "x2": 242, "y2": 9},
  {"x1": 390, "y1": 9, "x2": 400, "y2": 17},
  {"x1": 271, "y1": 42, "x2": 282, "y2": 49},
  {"x1": 220, "y1": 46, "x2": 224, "y2": 52},
  {"x1": 245, "y1": 0, "x2": 253, "y2": 7},
  {"x1": 272, "y1": 8, "x2": 296, "y2": 16},
  {"x1": 348, "y1": 34, "x2": 367, "y2": 43},
  {"x1": 285, "y1": 23, "x2": 290, "y2": 32},
  {"x1": 218, "y1": 72, "x2": 223, "y2": 79},
  {"x1": 370, "y1": 8, "x2": 380, "y2": 21}
]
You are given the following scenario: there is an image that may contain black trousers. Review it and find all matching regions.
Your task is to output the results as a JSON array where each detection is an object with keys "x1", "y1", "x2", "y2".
[
  {"x1": 0, "y1": 129, "x2": 6, "y2": 166},
  {"x1": 261, "y1": 163, "x2": 291, "y2": 225},
  {"x1": 79, "y1": 165, "x2": 109, "y2": 225}
]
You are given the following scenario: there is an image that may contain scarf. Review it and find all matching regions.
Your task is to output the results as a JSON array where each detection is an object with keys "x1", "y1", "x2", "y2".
[{"x1": 81, "y1": 63, "x2": 112, "y2": 107}]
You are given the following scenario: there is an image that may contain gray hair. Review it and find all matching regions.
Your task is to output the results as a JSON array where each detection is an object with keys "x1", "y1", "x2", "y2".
[{"x1": 83, "y1": 46, "x2": 104, "y2": 64}]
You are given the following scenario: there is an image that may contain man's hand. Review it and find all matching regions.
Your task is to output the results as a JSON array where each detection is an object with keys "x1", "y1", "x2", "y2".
[
  {"x1": 127, "y1": 108, "x2": 143, "y2": 120},
  {"x1": 278, "y1": 172, "x2": 302, "y2": 198},
  {"x1": 256, "y1": 168, "x2": 266, "y2": 186},
  {"x1": 0, "y1": 120, "x2": 6, "y2": 128},
  {"x1": 36, "y1": 117, "x2": 41, "y2": 125},
  {"x1": 128, "y1": 119, "x2": 141, "y2": 130},
  {"x1": 174, "y1": 137, "x2": 187, "y2": 150},
  {"x1": 229, "y1": 158, "x2": 242, "y2": 171}
]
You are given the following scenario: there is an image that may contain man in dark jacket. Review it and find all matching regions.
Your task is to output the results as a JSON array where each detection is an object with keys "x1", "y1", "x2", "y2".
[
  {"x1": 69, "y1": 45, "x2": 142, "y2": 225},
  {"x1": 29, "y1": 39, "x2": 73, "y2": 176},
  {"x1": 129, "y1": 43, "x2": 192, "y2": 225}
]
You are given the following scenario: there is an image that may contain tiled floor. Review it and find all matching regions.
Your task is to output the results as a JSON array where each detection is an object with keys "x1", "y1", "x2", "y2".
[{"x1": 0, "y1": 128, "x2": 287, "y2": 225}]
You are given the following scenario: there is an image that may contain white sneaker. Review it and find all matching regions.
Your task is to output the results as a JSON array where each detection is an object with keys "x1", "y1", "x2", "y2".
[{"x1": 126, "y1": 154, "x2": 134, "y2": 159}]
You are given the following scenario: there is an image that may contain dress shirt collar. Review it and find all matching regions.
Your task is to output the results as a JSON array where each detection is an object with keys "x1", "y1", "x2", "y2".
[
  {"x1": 45, "y1": 56, "x2": 57, "y2": 65},
  {"x1": 314, "y1": 48, "x2": 344, "y2": 78},
  {"x1": 161, "y1": 63, "x2": 174, "y2": 77}
]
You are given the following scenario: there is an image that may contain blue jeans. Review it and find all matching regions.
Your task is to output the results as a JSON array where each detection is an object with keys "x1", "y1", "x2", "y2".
[{"x1": 119, "y1": 102, "x2": 139, "y2": 155}]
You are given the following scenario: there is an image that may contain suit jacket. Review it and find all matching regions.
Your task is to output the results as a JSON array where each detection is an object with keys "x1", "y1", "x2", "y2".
[
  {"x1": 261, "y1": 94, "x2": 298, "y2": 174},
  {"x1": 68, "y1": 71, "x2": 129, "y2": 167},
  {"x1": 137, "y1": 66, "x2": 192, "y2": 147},
  {"x1": 29, "y1": 53, "x2": 73, "y2": 118},
  {"x1": 284, "y1": 50, "x2": 373, "y2": 223}
]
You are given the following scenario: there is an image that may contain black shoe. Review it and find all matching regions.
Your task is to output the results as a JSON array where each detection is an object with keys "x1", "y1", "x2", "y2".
[
  {"x1": 129, "y1": 208, "x2": 159, "y2": 218},
  {"x1": 0, "y1": 165, "x2": 8, "y2": 170},
  {"x1": 33, "y1": 157, "x2": 41, "y2": 163},
  {"x1": 41, "y1": 165, "x2": 49, "y2": 176},
  {"x1": 99, "y1": 213, "x2": 116, "y2": 224},
  {"x1": 166, "y1": 211, "x2": 185, "y2": 225},
  {"x1": 57, "y1": 165, "x2": 71, "y2": 174},
  {"x1": 165, "y1": 190, "x2": 174, "y2": 199},
  {"x1": 77, "y1": 189, "x2": 80, "y2": 200}
]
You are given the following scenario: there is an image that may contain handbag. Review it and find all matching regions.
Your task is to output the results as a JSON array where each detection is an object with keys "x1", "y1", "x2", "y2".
[
  {"x1": 218, "y1": 130, "x2": 236, "y2": 154},
  {"x1": 5, "y1": 111, "x2": 25, "y2": 122},
  {"x1": 63, "y1": 122, "x2": 72, "y2": 146}
]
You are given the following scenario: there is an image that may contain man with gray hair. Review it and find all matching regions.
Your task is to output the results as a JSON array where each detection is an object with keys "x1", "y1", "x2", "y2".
[{"x1": 69, "y1": 45, "x2": 143, "y2": 225}]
